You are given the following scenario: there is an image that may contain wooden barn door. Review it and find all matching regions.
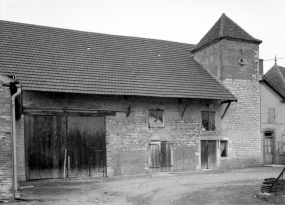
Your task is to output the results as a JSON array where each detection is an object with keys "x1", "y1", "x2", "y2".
[
  {"x1": 149, "y1": 141, "x2": 172, "y2": 172},
  {"x1": 201, "y1": 140, "x2": 217, "y2": 169},
  {"x1": 25, "y1": 115, "x2": 66, "y2": 180},
  {"x1": 25, "y1": 115, "x2": 106, "y2": 180},
  {"x1": 67, "y1": 116, "x2": 106, "y2": 178}
]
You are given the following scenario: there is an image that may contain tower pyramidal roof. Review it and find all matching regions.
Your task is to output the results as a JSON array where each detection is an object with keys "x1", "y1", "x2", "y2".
[{"x1": 192, "y1": 13, "x2": 262, "y2": 53}]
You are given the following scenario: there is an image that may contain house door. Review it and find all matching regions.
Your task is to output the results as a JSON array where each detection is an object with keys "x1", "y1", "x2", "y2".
[
  {"x1": 264, "y1": 133, "x2": 273, "y2": 164},
  {"x1": 149, "y1": 141, "x2": 172, "y2": 172},
  {"x1": 201, "y1": 140, "x2": 217, "y2": 169},
  {"x1": 25, "y1": 115, "x2": 106, "y2": 180}
]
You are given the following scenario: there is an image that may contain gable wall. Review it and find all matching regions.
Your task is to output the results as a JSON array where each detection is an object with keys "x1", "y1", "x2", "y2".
[
  {"x1": 0, "y1": 84, "x2": 13, "y2": 199},
  {"x1": 261, "y1": 83, "x2": 285, "y2": 164},
  {"x1": 194, "y1": 39, "x2": 262, "y2": 168}
]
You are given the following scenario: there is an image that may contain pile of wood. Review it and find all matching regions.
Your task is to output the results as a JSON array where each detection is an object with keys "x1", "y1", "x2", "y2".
[
  {"x1": 261, "y1": 167, "x2": 285, "y2": 194},
  {"x1": 261, "y1": 178, "x2": 285, "y2": 193}
]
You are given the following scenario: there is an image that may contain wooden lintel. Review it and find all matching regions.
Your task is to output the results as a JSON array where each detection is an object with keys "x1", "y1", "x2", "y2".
[
  {"x1": 23, "y1": 106, "x2": 118, "y2": 116},
  {"x1": 180, "y1": 102, "x2": 188, "y2": 118},
  {"x1": 126, "y1": 104, "x2": 131, "y2": 117},
  {"x1": 23, "y1": 106, "x2": 126, "y2": 112},
  {"x1": 221, "y1": 102, "x2": 231, "y2": 119}
]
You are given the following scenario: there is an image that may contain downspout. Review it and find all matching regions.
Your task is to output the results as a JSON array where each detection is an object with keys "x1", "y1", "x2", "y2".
[{"x1": 11, "y1": 87, "x2": 21, "y2": 199}]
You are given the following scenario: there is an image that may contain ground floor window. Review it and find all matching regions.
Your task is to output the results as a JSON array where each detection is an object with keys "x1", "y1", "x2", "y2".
[{"x1": 220, "y1": 140, "x2": 228, "y2": 157}]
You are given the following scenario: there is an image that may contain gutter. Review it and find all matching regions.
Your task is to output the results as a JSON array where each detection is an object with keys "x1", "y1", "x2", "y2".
[{"x1": 11, "y1": 87, "x2": 21, "y2": 199}]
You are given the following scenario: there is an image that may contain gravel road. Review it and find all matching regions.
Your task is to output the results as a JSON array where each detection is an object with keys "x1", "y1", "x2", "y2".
[{"x1": 6, "y1": 166, "x2": 285, "y2": 205}]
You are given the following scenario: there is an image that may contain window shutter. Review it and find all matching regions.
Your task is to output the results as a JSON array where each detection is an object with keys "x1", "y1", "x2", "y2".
[
  {"x1": 209, "y1": 112, "x2": 215, "y2": 131},
  {"x1": 201, "y1": 111, "x2": 209, "y2": 130}
]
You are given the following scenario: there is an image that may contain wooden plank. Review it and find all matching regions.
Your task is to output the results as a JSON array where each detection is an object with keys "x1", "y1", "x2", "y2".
[
  {"x1": 29, "y1": 115, "x2": 41, "y2": 180},
  {"x1": 149, "y1": 143, "x2": 161, "y2": 173},
  {"x1": 161, "y1": 141, "x2": 171, "y2": 172},
  {"x1": 24, "y1": 115, "x2": 30, "y2": 180},
  {"x1": 200, "y1": 141, "x2": 208, "y2": 169},
  {"x1": 208, "y1": 140, "x2": 217, "y2": 169}
]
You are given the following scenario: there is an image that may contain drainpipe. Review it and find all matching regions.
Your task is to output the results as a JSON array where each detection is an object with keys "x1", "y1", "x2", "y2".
[{"x1": 11, "y1": 87, "x2": 21, "y2": 199}]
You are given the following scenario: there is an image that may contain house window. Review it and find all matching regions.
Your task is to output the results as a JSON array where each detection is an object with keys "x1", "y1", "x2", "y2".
[
  {"x1": 268, "y1": 108, "x2": 275, "y2": 124},
  {"x1": 201, "y1": 111, "x2": 215, "y2": 131},
  {"x1": 148, "y1": 109, "x2": 164, "y2": 128},
  {"x1": 220, "y1": 140, "x2": 228, "y2": 157}
]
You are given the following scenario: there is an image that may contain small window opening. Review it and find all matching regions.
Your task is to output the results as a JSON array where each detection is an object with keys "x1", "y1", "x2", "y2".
[
  {"x1": 148, "y1": 109, "x2": 164, "y2": 128},
  {"x1": 220, "y1": 140, "x2": 228, "y2": 157},
  {"x1": 265, "y1": 132, "x2": 273, "y2": 137}
]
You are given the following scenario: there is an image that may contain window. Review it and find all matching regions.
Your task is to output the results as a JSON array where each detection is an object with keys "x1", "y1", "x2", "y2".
[
  {"x1": 268, "y1": 108, "x2": 275, "y2": 124},
  {"x1": 148, "y1": 109, "x2": 164, "y2": 128},
  {"x1": 201, "y1": 111, "x2": 215, "y2": 131},
  {"x1": 220, "y1": 141, "x2": 228, "y2": 157}
]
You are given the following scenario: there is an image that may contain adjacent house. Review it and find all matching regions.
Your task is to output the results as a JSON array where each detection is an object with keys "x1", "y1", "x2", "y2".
[
  {"x1": 260, "y1": 63, "x2": 285, "y2": 165},
  {"x1": 0, "y1": 13, "x2": 262, "y2": 185}
]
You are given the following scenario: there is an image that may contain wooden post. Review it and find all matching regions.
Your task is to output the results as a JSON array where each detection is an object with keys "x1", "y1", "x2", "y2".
[{"x1": 63, "y1": 149, "x2": 67, "y2": 180}]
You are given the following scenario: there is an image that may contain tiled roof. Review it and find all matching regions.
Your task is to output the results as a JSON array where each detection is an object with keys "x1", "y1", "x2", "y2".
[
  {"x1": 262, "y1": 64, "x2": 285, "y2": 99},
  {"x1": 0, "y1": 20, "x2": 236, "y2": 101},
  {"x1": 192, "y1": 13, "x2": 262, "y2": 53}
]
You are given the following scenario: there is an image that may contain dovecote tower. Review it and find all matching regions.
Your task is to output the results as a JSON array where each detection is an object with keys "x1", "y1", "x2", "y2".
[{"x1": 192, "y1": 13, "x2": 263, "y2": 168}]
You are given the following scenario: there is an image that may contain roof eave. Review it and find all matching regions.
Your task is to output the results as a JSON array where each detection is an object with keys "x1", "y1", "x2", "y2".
[{"x1": 191, "y1": 37, "x2": 262, "y2": 53}]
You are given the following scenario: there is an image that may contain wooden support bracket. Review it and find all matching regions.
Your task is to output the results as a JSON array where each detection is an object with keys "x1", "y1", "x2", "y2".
[
  {"x1": 126, "y1": 104, "x2": 131, "y2": 117},
  {"x1": 180, "y1": 102, "x2": 188, "y2": 118},
  {"x1": 221, "y1": 101, "x2": 231, "y2": 119}
]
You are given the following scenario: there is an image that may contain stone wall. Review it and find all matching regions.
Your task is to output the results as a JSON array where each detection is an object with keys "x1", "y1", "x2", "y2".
[
  {"x1": 194, "y1": 39, "x2": 262, "y2": 169},
  {"x1": 0, "y1": 84, "x2": 13, "y2": 199},
  {"x1": 18, "y1": 91, "x2": 229, "y2": 177}
]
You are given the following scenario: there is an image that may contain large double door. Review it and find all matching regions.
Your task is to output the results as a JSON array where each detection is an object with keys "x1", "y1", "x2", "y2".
[{"x1": 25, "y1": 115, "x2": 106, "y2": 180}]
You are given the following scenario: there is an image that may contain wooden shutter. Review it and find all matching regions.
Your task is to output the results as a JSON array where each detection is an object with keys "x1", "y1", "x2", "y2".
[
  {"x1": 209, "y1": 112, "x2": 215, "y2": 131},
  {"x1": 149, "y1": 143, "x2": 160, "y2": 168},
  {"x1": 201, "y1": 111, "x2": 209, "y2": 130},
  {"x1": 161, "y1": 141, "x2": 171, "y2": 171}
]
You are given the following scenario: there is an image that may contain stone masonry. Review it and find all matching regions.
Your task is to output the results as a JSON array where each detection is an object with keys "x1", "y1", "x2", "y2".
[
  {"x1": 15, "y1": 91, "x2": 229, "y2": 178},
  {"x1": 0, "y1": 83, "x2": 13, "y2": 199},
  {"x1": 194, "y1": 39, "x2": 262, "y2": 169}
]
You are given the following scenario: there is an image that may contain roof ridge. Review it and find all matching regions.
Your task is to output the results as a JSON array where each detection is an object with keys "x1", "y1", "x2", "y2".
[
  {"x1": 219, "y1": 13, "x2": 226, "y2": 37},
  {"x1": 0, "y1": 19, "x2": 195, "y2": 47}
]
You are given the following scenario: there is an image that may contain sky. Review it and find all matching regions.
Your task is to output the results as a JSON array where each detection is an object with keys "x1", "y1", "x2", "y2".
[{"x1": 0, "y1": 0, "x2": 284, "y2": 74}]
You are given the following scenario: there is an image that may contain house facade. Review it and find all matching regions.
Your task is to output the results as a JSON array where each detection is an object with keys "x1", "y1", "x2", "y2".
[
  {"x1": 260, "y1": 64, "x2": 285, "y2": 165},
  {"x1": 0, "y1": 13, "x2": 263, "y2": 184}
]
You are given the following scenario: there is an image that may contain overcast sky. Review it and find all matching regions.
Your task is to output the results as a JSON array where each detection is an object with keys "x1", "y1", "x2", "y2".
[{"x1": 0, "y1": 0, "x2": 284, "y2": 74}]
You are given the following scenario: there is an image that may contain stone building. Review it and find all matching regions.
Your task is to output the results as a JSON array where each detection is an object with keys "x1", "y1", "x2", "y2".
[
  {"x1": 0, "y1": 13, "x2": 262, "y2": 187},
  {"x1": 260, "y1": 63, "x2": 285, "y2": 165}
]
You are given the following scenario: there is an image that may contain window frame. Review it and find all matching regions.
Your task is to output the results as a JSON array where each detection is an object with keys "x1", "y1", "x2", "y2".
[
  {"x1": 201, "y1": 111, "x2": 216, "y2": 131},
  {"x1": 220, "y1": 140, "x2": 229, "y2": 158},
  {"x1": 148, "y1": 109, "x2": 165, "y2": 129}
]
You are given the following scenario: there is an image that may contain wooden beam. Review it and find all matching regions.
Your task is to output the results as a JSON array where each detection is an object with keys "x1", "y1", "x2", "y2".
[{"x1": 221, "y1": 102, "x2": 231, "y2": 119}]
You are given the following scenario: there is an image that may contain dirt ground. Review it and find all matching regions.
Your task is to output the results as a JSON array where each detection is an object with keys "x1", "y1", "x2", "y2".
[{"x1": 5, "y1": 166, "x2": 285, "y2": 205}]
